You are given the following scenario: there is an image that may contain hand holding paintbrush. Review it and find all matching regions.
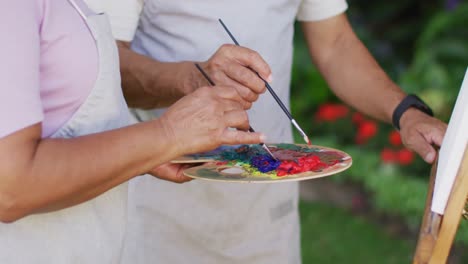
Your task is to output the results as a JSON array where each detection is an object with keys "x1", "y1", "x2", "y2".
[
  {"x1": 194, "y1": 63, "x2": 278, "y2": 160},
  {"x1": 218, "y1": 19, "x2": 311, "y2": 145}
]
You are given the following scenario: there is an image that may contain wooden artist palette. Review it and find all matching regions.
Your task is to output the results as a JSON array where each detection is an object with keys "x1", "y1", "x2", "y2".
[
  {"x1": 175, "y1": 144, "x2": 352, "y2": 183},
  {"x1": 170, "y1": 145, "x2": 234, "y2": 163}
]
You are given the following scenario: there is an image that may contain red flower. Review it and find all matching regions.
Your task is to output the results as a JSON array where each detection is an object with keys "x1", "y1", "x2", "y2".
[
  {"x1": 352, "y1": 112, "x2": 365, "y2": 125},
  {"x1": 388, "y1": 131, "x2": 402, "y2": 146},
  {"x1": 355, "y1": 120, "x2": 378, "y2": 144},
  {"x1": 380, "y1": 148, "x2": 396, "y2": 163},
  {"x1": 397, "y1": 149, "x2": 414, "y2": 165},
  {"x1": 315, "y1": 103, "x2": 350, "y2": 122}
]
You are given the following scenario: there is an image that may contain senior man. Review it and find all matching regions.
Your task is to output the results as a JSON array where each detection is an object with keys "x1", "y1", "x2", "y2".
[{"x1": 85, "y1": 1, "x2": 446, "y2": 263}]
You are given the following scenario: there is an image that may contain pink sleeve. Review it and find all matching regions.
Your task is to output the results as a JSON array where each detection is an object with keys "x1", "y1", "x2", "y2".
[{"x1": 0, "y1": 0, "x2": 44, "y2": 138}]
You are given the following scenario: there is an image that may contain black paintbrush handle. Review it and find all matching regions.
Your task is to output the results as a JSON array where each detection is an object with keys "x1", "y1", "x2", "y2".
[
  {"x1": 256, "y1": 72, "x2": 293, "y2": 120},
  {"x1": 220, "y1": 19, "x2": 293, "y2": 121},
  {"x1": 195, "y1": 63, "x2": 215, "y2": 86},
  {"x1": 219, "y1": 19, "x2": 239, "y2": 46}
]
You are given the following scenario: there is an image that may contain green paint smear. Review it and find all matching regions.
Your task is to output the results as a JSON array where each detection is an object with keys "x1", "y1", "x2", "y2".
[
  {"x1": 219, "y1": 144, "x2": 321, "y2": 163},
  {"x1": 239, "y1": 163, "x2": 283, "y2": 180},
  {"x1": 274, "y1": 143, "x2": 321, "y2": 153},
  {"x1": 220, "y1": 145, "x2": 264, "y2": 162}
]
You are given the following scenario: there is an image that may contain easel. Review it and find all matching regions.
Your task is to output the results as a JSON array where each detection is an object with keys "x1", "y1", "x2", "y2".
[{"x1": 413, "y1": 143, "x2": 468, "y2": 263}]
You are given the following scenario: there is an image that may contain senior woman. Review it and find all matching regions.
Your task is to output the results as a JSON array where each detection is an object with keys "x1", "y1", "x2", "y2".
[{"x1": 0, "y1": 0, "x2": 264, "y2": 263}]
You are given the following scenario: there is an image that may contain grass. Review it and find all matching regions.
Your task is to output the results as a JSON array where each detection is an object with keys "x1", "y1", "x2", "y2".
[{"x1": 300, "y1": 201, "x2": 414, "y2": 264}]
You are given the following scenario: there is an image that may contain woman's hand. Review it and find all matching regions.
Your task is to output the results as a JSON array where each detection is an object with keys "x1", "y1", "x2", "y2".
[{"x1": 158, "y1": 85, "x2": 264, "y2": 158}]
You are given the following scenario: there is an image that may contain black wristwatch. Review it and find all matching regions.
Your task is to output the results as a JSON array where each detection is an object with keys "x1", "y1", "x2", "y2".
[{"x1": 392, "y1": 94, "x2": 434, "y2": 130}]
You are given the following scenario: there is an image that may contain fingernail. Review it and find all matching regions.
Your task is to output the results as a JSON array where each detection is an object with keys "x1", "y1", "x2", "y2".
[
  {"x1": 267, "y1": 74, "x2": 273, "y2": 83},
  {"x1": 260, "y1": 134, "x2": 266, "y2": 142},
  {"x1": 425, "y1": 152, "x2": 435, "y2": 163}
]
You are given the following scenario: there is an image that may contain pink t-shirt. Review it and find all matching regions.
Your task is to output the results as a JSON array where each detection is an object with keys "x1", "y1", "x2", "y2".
[{"x1": 0, "y1": 0, "x2": 98, "y2": 138}]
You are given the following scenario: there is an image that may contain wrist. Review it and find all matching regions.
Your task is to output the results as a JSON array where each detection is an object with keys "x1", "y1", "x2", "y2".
[
  {"x1": 143, "y1": 61, "x2": 196, "y2": 107},
  {"x1": 178, "y1": 61, "x2": 205, "y2": 96},
  {"x1": 392, "y1": 94, "x2": 433, "y2": 130},
  {"x1": 399, "y1": 108, "x2": 422, "y2": 131},
  {"x1": 152, "y1": 115, "x2": 182, "y2": 159}
]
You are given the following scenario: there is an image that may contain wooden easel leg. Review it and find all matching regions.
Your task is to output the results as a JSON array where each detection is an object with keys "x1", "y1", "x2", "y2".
[
  {"x1": 413, "y1": 156, "x2": 442, "y2": 264},
  {"x1": 463, "y1": 197, "x2": 468, "y2": 220},
  {"x1": 429, "y1": 146, "x2": 468, "y2": 264}
]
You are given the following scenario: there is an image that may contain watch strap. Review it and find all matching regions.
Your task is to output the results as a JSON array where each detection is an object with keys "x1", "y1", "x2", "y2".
[{"x1": 392, "y1": 94, "x2": 434, "y2": 130}]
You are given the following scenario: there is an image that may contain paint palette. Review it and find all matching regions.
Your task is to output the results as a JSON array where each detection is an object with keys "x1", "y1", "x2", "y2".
[
  {"x1": 172, "y1": 144, "x2": 352, "y2": 183},
  {"x1": 171, "y1": 145, "x2": 235, "y2": 163}
]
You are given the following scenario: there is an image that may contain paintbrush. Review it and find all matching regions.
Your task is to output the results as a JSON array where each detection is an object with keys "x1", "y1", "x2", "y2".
[
  {"x1": 218, "y1": 19, "x2": 311, "y2": 146},
  {"x1": 194, "y1": 63, "x2": 278, "y2": 161}
]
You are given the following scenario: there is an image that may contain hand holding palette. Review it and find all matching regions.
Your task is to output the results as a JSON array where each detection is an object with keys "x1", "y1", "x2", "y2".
[{"x1": 172, "y1": 144, "x2": 352, "y2": 183}]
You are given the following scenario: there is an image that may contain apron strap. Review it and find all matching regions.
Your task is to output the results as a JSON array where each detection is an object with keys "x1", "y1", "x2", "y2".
[{"x1": 67, "y1": 0, "x2": 87, "y2": 21}]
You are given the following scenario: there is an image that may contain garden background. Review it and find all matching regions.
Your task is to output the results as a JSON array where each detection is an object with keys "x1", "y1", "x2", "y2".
[{"x1": 293, "y1": 0, "x2": 468, "y2": 263}]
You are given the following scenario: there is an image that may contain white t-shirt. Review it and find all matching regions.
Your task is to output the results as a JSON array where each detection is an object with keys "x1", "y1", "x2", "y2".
[{"x1": 85, "y1": 0, "x2": 348, "y2": 41}]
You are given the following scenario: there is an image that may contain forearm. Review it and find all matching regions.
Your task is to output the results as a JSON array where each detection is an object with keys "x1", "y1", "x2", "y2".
[
  {"x1": 117, "y1": 41, "x2": 203, "y2": 109},
  {"x1": 0, "y1": 121, "x2": 175, "y2": 221},
  {"x1": 302, "y1": 15, "x2": 405, "y2": 123}
]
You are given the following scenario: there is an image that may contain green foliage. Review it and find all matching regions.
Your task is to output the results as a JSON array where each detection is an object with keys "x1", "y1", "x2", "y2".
[
  {"x1": 300, "y1": 201, "x2": 414, "y2": 263},
  {"x1": 399, "y1": 4, "x2": 468, "y2": 120},
  {"x1": 314, "y1": 136, "x2": 468, "y2": 244},
  {"x1": 291, "y1": 2, "x2": 468, "y2": 244}
]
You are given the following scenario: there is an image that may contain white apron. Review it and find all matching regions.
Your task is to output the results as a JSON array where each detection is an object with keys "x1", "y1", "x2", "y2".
[
  {"x1": 0, "y1": 1, "x2": 130, "y2": 263},
  {"x1": 122, "y1": 1, "x2": 301, "y2": 263}
]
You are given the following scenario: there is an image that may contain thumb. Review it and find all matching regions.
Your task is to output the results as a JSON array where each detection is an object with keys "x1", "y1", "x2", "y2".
[{"x1": 408, "y1": 134, "x2": 437, "y2": 163}]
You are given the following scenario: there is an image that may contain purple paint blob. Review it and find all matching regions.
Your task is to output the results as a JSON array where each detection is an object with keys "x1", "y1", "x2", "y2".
[{"x1": 250, "y1": 154, "x2": 281, "y2": 173}]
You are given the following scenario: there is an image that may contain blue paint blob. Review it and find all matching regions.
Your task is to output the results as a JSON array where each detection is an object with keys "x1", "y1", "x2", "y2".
[{"x1": 250, "y1": 154, "x2": 281, "y2": 173}]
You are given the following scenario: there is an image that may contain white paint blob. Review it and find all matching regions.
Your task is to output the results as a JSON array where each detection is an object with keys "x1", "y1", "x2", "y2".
[{"x1": 221, "y1": 167, "x2": 245, "y2": 174}]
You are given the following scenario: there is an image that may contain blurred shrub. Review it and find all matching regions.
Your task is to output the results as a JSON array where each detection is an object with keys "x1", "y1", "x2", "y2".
[
  {"x1": 400, "y1": 4, "x2": 468, "y2": 120},
  {"x1": 291, "y1": 2, "x2": 468, "y2": 243}
]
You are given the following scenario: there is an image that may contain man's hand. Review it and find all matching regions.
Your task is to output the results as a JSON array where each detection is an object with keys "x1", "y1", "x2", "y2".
[
  {"x1": 300, "y1": 13, "x2": 448, "y2": 162},
  {"x1": 148, "y1": 163, "x2": 195, "y2": 184},
  {"x1": 117, "y1": 42, "x2": 270, "y2": 109},
  {"x1": 196, "y1": 44, "x2": 270, "y2": 101},
  {"x1": 399, "y1": 109, "x2": 447, "y2": 163}
]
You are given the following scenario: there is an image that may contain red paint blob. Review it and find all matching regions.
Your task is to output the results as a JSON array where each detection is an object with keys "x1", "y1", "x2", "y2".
[{"x1": 276, "y1": 155, "x2": 328, "y2": 176}]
